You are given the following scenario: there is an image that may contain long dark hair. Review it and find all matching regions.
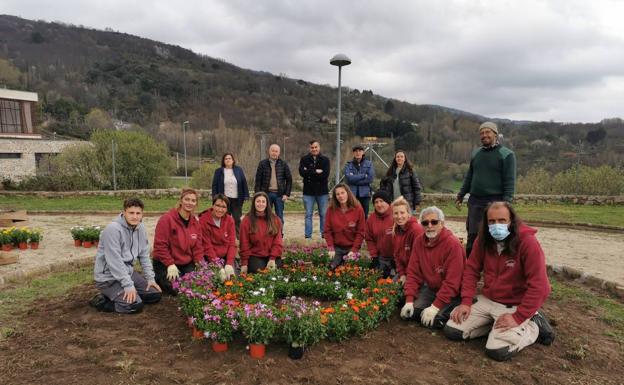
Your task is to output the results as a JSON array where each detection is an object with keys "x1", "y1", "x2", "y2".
[
  {"x1": 221, "y1": 152, "x2": 236, "y2": 168},
  {"x1": 328, "y1": 183, "x2": 360, "y2": 210},
  {"x1": 386, "y1": 150, "x2": 414, "y2": 177},
  {"x1": 246, "y1": 192, "x2": 279, "y2": 235},
  {"x1": 477, "y1": 201, "x2": 521, "y2": 256}
]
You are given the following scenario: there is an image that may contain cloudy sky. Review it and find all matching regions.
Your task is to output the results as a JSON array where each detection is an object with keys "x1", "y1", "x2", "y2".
[{"x1": 5, "y1": 0, "x2": 624, "y2": 122}]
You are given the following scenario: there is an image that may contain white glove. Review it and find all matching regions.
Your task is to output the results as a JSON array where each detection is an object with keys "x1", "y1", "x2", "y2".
[
  {"x1": 166, "y1": 264, "x2": 180, "y2": 280},
  {"x1": 224, "y1": 264, "x2": 235, "y2": 279},
  {"x1": 400, "y1": 302, "x2": 414, "y2": 319},
  {"x1": 267, "y1": 260, "x2": 277, "y2": 270},
  {"x1": 420, "y1": 304, "x2": 440, "y2": 327},
  {"x1": 328, "y1": 250, "x2": 336, "y2": 258},
  {"x1": 346, "y1": 251, "x2": 355, "y2": 259},
  {"x1": 399, "y1": 275, "x2": 406, "y2": 284},
  {"x1": 240, "y1": 265, "x2": 248, "y2": 274},
  {"x1": 218, "y1": 268, "x2": 226, "y2": 282}
]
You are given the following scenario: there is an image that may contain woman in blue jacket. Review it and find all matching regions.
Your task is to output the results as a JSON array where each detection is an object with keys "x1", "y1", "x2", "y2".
[{"x1": 211, "y1": 152, "x2": 249, "y2": 237}]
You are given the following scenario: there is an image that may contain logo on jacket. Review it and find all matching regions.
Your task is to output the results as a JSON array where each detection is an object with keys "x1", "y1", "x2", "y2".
[
  {"x1": 348, "y1": 222, "x2": 356, "y2": 228},
  {"x1": 385, "y1": 228, "x2": 393, "y2": 235},
  {"x1": 435, "y1": 266, "x2": 444, "y2": 274},
  {"x1": 191, "y1": 233, "x2": 198, "y2": 240},
  {"x1": 505, "y1": 259, "x2": 516, "y2": 268},
  {"x1": 404, "y1": 245, "x2": 411, "y2": 251},
  {"x1": 224, "y1": 232, "x2": 229, "y2": 238}
]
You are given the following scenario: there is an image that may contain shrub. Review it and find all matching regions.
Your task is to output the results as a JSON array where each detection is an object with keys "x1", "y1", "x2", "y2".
[
  {"x1": 190, "y1": 162, "x2": 220, "y2": 189},
  {"x1": 518, "y1": 165, "x2": 624, "y2": 195}
]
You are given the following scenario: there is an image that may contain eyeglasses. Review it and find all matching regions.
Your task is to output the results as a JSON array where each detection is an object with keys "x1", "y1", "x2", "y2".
[
  {"x1": 420, "y1": 219, "x2": 440, "y2": 227},
  {"x1": 214, "y1": 204, "x2": 228, "y2": 209}
]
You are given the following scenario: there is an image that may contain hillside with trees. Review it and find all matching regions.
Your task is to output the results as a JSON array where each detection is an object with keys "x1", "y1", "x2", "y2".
[{"x1": 1, "y1": 15, "x2": 622, "y2": 194}]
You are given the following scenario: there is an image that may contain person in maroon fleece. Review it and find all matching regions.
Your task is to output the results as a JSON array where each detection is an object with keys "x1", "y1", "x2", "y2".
[
  {"x1": 198, "y1": 194, "x2": 237, "y2": 280},
  {"x1": 152, "y1": 188, "x2": 204, "y2": 295},
  {"x1": 365, "y1": 190, "x2": 395, "y2": 277},
  {"x1": 444, "y1": 201, "x2": 554, "y2": 361},
  {"x1": 400, "y1": 206, "x2": 465, "y2": 329},
  {"x1": 392, "y1": 197, "x2": 424, "y2": 284},
  {"x1": 323, "y1": 183, "x2": 366, "y2": 270},
  {"x1": 239, "y1": 192, "x2": 283, "y2": 274}
]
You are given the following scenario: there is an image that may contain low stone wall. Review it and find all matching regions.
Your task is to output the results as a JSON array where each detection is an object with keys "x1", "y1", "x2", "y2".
[{"x1": 1, "y1": 189, "x2": 623, "y2": 205}]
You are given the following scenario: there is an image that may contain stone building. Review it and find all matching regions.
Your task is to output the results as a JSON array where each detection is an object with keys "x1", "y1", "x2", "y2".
[{"x1": 0, "y1": 89, "x2": 77, "y2": 182}]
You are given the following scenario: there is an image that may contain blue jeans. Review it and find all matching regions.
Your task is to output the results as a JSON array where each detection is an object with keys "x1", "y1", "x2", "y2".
[
  {"x1": 303, "y1": 194, "x2": 328, "y2": 239},
  {"x1": 267, "y1": 191, "x2": 285, "y2": 225}
]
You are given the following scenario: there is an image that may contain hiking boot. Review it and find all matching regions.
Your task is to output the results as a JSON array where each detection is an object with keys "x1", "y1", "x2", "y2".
[
  {"x1": 89, "y1": 293, "x2": 115, "y2": 313},
  {"x1": 532, "y1": 310, "x2": 555, "y2": 345}
]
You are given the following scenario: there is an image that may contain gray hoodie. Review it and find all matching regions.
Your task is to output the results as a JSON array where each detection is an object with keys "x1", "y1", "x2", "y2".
[{"x1": 93, "y1": 214, "x2": 155, "y2": 289}]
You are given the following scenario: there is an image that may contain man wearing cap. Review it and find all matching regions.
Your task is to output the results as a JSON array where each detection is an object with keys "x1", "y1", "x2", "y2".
[
  {"x1": 365, "y1": 190, "x2": 395, "y2": 277},
  {"x1": 456, "y1": 121, "x2": 516, "y2": 257},
  {"x1": 344, "y1": 145, "x2": 375, "y2": 218}
]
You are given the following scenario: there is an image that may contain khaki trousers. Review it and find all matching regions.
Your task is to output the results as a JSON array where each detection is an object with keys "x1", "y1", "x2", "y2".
[{"x1": 446, "y1": 295, "x2": 539, "y2": 353}]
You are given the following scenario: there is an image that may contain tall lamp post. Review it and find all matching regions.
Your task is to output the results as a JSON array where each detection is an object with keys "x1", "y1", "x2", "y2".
[
  {"x1": 182, "y1": 121, "x2": 189, "y2": 185},
  {"x1": 283, "y1": 136, "x2": 289, "y2": 163},
  {"x1": 330, "y1": 53, "x2": 351, "y2": 186}
]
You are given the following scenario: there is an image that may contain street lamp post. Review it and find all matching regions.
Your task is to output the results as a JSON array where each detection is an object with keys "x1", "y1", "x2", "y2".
[
  {"x1": 198, "y1": 134, "x2": 202, "y2": 168},
  {"x1": 182, "y1": 121, "x2": 189, "y2": 185},
  {"x1": 283, "y1": 136, "x2": 289, "y2": 163},
  {"x1": 330, "y1": 53, "x2": 351, "y2": 186}
]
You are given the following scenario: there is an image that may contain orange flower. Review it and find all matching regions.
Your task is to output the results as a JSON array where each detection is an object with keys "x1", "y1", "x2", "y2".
[
  {"x1": 373, "y1": 305, "x2": 379, "y2": 311},
  {"x1": 320, "y1": 315, "x2": 328, "y2": 324},
  {"x1": 351, "y1": 305, "x2": 360, "y2": 313},
  {"x1": 352, "y1": 315, "x2": 359, "y2": 321},
  {"x1": 381, "y1": 297, "x2": 389, "y2": 305},
  {"x1": 321, "y1": 307, "x2": 335, "y2": 314},
  {"x1": 245, "y1": 276, "x2": 254, "y2": 282},
  {"x1": 238, "y1": 283, "x2": 243, "y2": 287},
  {"x1": 224, "y1": 280, "x2": 234, "y2": 286},
  {"x1": 373, "y1": 288, "x2": 380, "y2": 293},
  {"x1": 214, "y1": 291, "x2": 221, "y2": 296}
]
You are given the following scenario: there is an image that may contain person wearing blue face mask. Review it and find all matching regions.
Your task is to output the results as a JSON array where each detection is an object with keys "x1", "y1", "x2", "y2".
[{"x1": 443, "y1": 201, "x2": 555, "y2": 361}]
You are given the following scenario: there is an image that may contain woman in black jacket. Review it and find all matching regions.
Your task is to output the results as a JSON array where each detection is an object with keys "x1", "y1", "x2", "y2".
[{"x1": 380, "y1": 150, "x2": 423, "y2": 212}]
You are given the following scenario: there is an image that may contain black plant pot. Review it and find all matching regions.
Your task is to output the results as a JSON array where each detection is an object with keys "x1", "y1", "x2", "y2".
[{"x1": 288, "y1": 345, "x2": 304, "y2": 359}]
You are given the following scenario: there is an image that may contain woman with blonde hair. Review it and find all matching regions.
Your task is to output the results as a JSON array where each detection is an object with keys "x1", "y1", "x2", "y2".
[
  {"x1": 392, "y1": 196, "x2": 424, "y2": 284},
  {"x1": 323, "y1": 183, "x2": 366, "y2": 269},
  {"x1": 239, "y1": 192, "x2": 283, "y2": 274},
  {"x1": 152, "y1": 188, "x2": 204, "y2": 295}
]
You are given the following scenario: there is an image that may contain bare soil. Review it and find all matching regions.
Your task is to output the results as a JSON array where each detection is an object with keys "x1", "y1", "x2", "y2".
[
  {"x1": 1, "y1": 282, "x2": 623, "y2": 385},
  {"x1": 2, "y1": 214, "x2": 623, "y2": 286}
]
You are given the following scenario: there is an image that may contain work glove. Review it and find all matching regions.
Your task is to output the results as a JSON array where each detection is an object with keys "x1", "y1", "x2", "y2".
[
  {"x1": 399, "y1": 275, "x2": 406, "y2": 285},
  {"x1": 240, "y1": 265, "x2": 248, "y2": 275},
  {"x1": 346, "y1": 251, "x2": 355, "y2": 259},
  {"x1": 420, "y1": 304, "x2": 440, "y2": 327},
  {"x1": 267, "y1": 260, "x2": 277, "y2": 270},
  {"x1": 224, "y1": 264, "x2": 235, "y2": 279},
  {"x1": 328, "y1": 250, "x2": 336, "y2": 259},
  {"x1": 166, "y1": 264, "x2": 180, "y2": 281},
  {"x1": 218, "y1": 268, "x2": 226, "y2": 282},
  {"x1": 400, "y1": 302, "x2": 414, "y2": 319}
]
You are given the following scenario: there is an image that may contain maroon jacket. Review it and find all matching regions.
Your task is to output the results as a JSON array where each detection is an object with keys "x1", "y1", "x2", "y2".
[
  {"x1": 239, "y1": 214, "x2": 283, "y2": 266},
  {"x1": 404, "y1": 227, "x2": 465, "y2": 308},
  {"x1": 461, "y1": 223, "x2": 551, "y2": 324},
  {"x1": 393, "y1": 217, "x2": 424, "y2": 277},
  {"x1": 198, "y1": 208, "x2": 237, "y2": 265},
  {"x1": 365, "y1": 209, "x2": 394, "y2": 258},
  {"x1": 323, "y1": 205, "x2": 366, "y2": 252},
  {"x1": 153, "y1": 208, "x2": 203, "y2": 267}
]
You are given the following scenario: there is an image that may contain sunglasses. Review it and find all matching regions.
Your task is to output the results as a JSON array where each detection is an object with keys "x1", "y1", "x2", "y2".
[{"x1": 420, "y1": 219, "x2": 440, "y2": 227}]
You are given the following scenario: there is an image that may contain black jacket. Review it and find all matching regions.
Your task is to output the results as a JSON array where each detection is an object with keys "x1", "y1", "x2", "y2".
[
  {"x1": 254, "y1": 158, "x2": 292, "y2": 196},
  {"x1": 298, "y1": 153, "x2": 331, "y2": 195},
  {"x1": 379, "y1": 167, "x2": 422, "y2": 209}
]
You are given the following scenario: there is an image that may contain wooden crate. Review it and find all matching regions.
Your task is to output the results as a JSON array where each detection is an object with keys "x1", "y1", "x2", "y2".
[
  {"x1": 0, "y1": 251, "x2": 18, "y2": 265},
  {"x1": 0, "y1": 210, "x2": 29, "y2": 228}
]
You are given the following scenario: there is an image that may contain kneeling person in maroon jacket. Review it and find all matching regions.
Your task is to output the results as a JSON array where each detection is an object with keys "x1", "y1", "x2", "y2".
[
  {"x1": 400, "y1": 206, "x2": 465, "y2": 329},
  {"x1": 240, "y1": 192, "x2": 283, "y2": 274},
  {"x1": 152, "y1": 189, "x2": 204, "y2": 295},
  {"x1": 443, "y1": 201, "x2": 554, "y2": 361}
]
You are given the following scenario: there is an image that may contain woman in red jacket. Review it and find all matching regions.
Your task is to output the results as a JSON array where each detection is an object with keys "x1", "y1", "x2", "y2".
[
  {"x1": 323, "y1": 183, "x2": 366, "y2": 270},
  {"x1": 392, "y1": 197, "x2": 424, "y2": 284},
  {"x1": 199, "y1": 194, "x2": 238, "y2": 280},
  {"x1": 239, "y1": 192, "x2": 283, "y2": 274},
  {"x1": 365, "y1": 190, "x2": 395, "y2": 277},
  {"x1": 152, "y1": 188, "x2": 204, "y2": 295}
]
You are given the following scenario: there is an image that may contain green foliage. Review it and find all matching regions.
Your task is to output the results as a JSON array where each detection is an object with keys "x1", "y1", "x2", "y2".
[
  {"x1": 518, "y1": 165, "x2": 624, "y2": 195},
  {"x1": 190, "y1": 162, "x2": 220, "y2": 189}
]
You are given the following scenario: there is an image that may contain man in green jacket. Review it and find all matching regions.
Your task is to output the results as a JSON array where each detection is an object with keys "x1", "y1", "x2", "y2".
[{"x1": 455, "y1": 121, "x2": 516, "y2": 257}]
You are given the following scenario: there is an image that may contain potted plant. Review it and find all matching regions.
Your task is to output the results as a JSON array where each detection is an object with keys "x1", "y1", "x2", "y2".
[
  {"x1": 238, "y1": 303, "x2": 278, "y2": 359},
  {"x1": 11, "y1": 227, "x2": 29, "y2": 250},
  {"x1": 29, "y1": 229, "x2": 43, "y2": 249},
  {"x1": 82, "y1": 225, "x2": 102, "y2": 248},
  {"x1": 71, "y1": 226, "x2": 83, "y2": 247},
  {"x1": 0, "y1": 229, "x2": 12, "y2": 251},
  {"x1": 279, "y1": 297, "x2": 326, "y2": 359},
  {"x1": 199, "y1": 296, "x2": 239, "y2": 352}
]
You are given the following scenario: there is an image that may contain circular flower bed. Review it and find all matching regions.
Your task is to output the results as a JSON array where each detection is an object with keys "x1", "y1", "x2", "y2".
[{"x1": 174, "y1": 244, "x2": 402, "y2": 357}]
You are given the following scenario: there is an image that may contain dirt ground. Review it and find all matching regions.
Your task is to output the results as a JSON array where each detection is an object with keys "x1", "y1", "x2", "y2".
[
  {"x1": 2, "y1": 213, "x2": 623, "y2": 287},
  {"x1": 1, "y1": 282, "x2": 623, "y2": 385}
]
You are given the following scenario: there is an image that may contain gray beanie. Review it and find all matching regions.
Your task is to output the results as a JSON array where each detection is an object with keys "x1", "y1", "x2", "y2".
[{"x1": 479, "y1": 121, "x2": 498, "y2": 135}]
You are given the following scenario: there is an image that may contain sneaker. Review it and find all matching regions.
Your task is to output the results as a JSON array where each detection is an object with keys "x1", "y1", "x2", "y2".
[
  {"x1": 89, "y1": 293, "x2": 115, "y2": 312},
  {"x1": 532, "y1": 310, "x2": 555, "y2": 345}
]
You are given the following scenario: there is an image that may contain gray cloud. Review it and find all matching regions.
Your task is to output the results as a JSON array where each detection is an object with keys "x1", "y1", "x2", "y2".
[{"x1": 4, "y1": 0, "x2": 624, "y2": 122}]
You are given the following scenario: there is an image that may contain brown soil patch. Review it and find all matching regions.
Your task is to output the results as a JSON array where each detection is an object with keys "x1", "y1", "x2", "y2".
[{"x1": 1, "y1": 284, "x2": 623, "y2": 385}]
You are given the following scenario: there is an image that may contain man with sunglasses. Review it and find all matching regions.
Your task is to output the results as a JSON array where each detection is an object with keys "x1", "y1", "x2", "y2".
[{"x1": 400, "y1": 206, "x2": 465, "y2": 329}]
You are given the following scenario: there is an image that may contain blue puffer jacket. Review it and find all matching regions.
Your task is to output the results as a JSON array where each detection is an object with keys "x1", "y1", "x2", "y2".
[{"x1": 343, "y1": 156, "x2": 375, "y2": 198}]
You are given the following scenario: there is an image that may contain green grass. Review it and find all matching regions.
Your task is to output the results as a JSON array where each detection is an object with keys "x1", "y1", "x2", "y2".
[
  {"x1": 0, "y1": 267, "x2": 92, "y2": 340},
  {"x1": 1, "y1": 195, "x2": 623, "y2": 227},
  {"x1": 550, "y1": 277, "x2": 624, "y2": 343}
]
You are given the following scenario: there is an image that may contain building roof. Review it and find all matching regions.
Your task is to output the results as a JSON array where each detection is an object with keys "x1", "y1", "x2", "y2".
[{"x1": 0, "y1": 89, "x2": 39, "y2": 102}]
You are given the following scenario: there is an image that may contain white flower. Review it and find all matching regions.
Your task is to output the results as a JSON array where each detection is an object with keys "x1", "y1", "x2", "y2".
[
  {"x1": 284, "y1": 277, "x2": 289, "y2": 283},
  {"x1": 252, "y1": 290, "x2": 261, "y2": 296},
  {"x1": 312, "y1": 276, "x2": 317, "y2": 281},
  {"x1": 271, "y1": 277, "x2": 277, "y2": 281},
  {"x1": 259, "y1": 287, "x2": 266, "y2": 294},
  {"x1": 346, "y1": 291, "x2": 353, "y2": 299},
  {"x1": 300, "y1": 278, "x2": 307, "y2": 282}
]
